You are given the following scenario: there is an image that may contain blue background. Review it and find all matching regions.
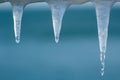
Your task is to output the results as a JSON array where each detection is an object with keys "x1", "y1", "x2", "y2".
[{"x1": 0, "y1": 2, "x2": 120, "y2": 80}]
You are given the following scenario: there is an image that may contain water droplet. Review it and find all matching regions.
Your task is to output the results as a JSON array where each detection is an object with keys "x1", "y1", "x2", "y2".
[
  {"x1": 49, "y1": 1, "x2": 68, "y2": 43},
  {"x1": 94, "y1": 0, "x2": 113, "y2": 76},
  {"x1": 12, "y1": 4, "x2": 23, "y2": 43},
  {"x1": 15, "y1": 35, "x2": 20, "y2": 43},
  {"x1": 55, "y1": 36, "x2": 59, "y2": 43},
  {"x1": 100, "y1": 51, "x2": 105, "y2": 76}
]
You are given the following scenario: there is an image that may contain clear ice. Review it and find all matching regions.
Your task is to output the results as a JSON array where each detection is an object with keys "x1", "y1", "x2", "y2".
[
  {"x1": 12, "y1": 4, "x2": 23, "y2": 43},
  {"x1": 93, "y1": 0, "x2": 113, "y2": 76},
  {"x1": 49, "y1": 1, "x2": 69, "y2": 43},
  {"x1": 0, "y1": 0, "x2": 119, "y2": 77}
]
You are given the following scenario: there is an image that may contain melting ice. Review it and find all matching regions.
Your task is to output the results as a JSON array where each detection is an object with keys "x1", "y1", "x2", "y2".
[
  {"x1": 49, "y1": 1, "x2": 69, "y2": 43},
  {"x1": 94, "y1": 0, "x2": 114, "y2": 76},
  {"x1": 0, "y1": 0, "x2": 119, "y2": 77},
  {"x1": 12, "y1": 4, "x2": 23, "y2": 43}
]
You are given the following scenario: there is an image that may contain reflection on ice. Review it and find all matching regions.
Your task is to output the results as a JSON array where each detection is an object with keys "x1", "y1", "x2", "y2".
[
  {"x1": 49, "y1": 1, "x2": 69, "y2": 43},
  {"x1": 12, "y1": 4, "x2": 23, "y2": 43},
  {"x1": 0, "y1": 0, "x2": 119, "y2": 77},
  {"x1": 93, "y1": 0, "x2": 114, "y2": 76}
]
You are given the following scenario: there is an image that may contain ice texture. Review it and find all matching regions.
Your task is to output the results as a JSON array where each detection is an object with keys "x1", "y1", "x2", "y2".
[
  {"x1": 0, "y1": 0, "x2": 119, "y2": 77},
  {"x1": 93, "y1": 0, "x2": 114, "y2": 76},
  {"x1": 49, "y1": 1, "x2": 69, "y2": 43},
  {"x1": 12, "y1": 4, "x2": 23, "y2": 43}
]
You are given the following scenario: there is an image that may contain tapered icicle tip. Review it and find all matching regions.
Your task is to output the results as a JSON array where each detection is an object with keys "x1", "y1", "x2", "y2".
[
  {"x1": 55, "y1": 36, "x2": 59, "y2": 43},
  {"x1": 15, "y1": 36, "x2": 20, "y2": 43},
  {"x1": 12, "y1": 4, "x2": 23, "y2": 44},
  {"x1": 49, "y1": 2, "x2": 68, "y2": 43},
  {"x1": 93, "y1": 0, "x2": 114, "y2": 76},
  {"x1": 100, "y1": 51, "x2": 105, "y2": 76}
]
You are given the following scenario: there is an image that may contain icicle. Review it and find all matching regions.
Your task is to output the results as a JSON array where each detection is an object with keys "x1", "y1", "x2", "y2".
[
  {"x1": 12, "y1": 4, "x2": 23, "y2": 43},
  {"x1": 49, "y1": 2, "x2": 68, "y2": 43},
  {"x1": 94, "y1": 0, "x2": 113, "y2": 76}
]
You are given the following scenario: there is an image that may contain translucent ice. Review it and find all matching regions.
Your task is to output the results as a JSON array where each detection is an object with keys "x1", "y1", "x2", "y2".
[
  {"x1": 93, "y1": 0, "x2": 114, "y2": 76},
  {"x1": 0, "y1": 0, "x2": 120, "y2": 77},
  {"x1": 0, "y1": 0, "x2": 93, "y2": 43},
  {"x1": 49, "y1": 1, "x2": 69, "y2": 43},
  {"x1": 12, "y1": 4, "x2": 23, "y2": 43}
]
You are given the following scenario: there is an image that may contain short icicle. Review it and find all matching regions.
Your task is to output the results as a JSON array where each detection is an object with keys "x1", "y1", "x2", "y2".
[
  {"x1": 94, "y1": 0, "x2": 113, "y2": 76},
  {"x1": 49, "y1": 1, "x2": 68, "y2": 43},
  {"x1": 12, "y1": 4, "x2": 23, "y2": 43}
]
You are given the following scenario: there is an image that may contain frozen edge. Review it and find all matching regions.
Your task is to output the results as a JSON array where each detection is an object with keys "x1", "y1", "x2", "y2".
[
  {"x1": 12, "y1": 4, "x2": 23, "y2": 44},
  {"x1": 0, "y1": 0, "x2": 119, "y2": 43},
  {"x1": 0, "y1": 0, "x2": 119, "y2": 77},
  {"x1": 93, "y1": 0, "x2": 114, "y2": 76}
]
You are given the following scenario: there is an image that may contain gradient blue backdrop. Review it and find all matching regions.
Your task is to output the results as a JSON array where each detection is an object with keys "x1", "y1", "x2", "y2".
[{"x1": 0, "y1": 2, "x2": 120, "y2": 80}]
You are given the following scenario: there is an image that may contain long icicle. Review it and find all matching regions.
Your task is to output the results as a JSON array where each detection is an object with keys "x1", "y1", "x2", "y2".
[
  {"x1": 49, "y1": 2, "x2": 68, "y2": 43},
  {"x1": 94, "y1": 0, "x2": 113, "y2": 76},
  {"x1": 12, "y1": 4, "x2": 23, "y2": 43}
]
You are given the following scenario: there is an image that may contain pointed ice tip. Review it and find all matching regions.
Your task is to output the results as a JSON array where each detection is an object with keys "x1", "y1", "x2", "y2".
[
  {"x1": 101, "y1": 72, "x2": 104, "y2": 76},
  {"x1": 15, "y1": 36, "x2": 20, "y2": 44},
  {"x1": 55, "y1": 37, "x2": 59, "y2": 43}
]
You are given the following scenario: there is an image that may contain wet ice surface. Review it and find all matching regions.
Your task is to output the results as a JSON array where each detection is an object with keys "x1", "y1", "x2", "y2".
[
  {"x1": 12, "y1": 4, "x2": 23, "y2": 43},
  {"x1": 0, "y1": 0, "x2": 120, "y2": 80},
  {"x1": 94, "y1": 0, "x2": 113, "y2": 76},
  {"x1": 49, "y1": 1, "x2": 68, "y2": 43}
]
